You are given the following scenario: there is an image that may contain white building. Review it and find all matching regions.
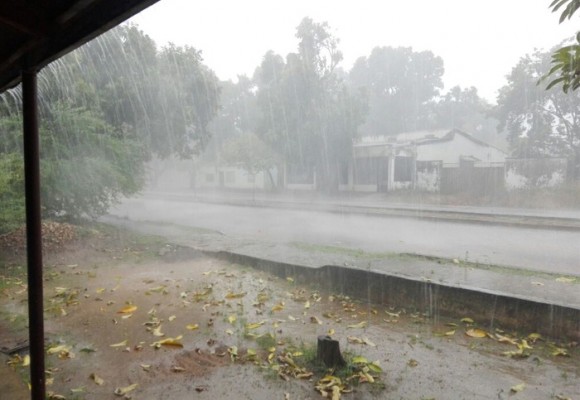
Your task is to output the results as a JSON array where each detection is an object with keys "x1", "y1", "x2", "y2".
[{"x1": 348, "y1": 129, "x2": 507, "y2": 192}]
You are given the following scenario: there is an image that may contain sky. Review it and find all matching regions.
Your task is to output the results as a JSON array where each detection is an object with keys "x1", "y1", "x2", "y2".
[{"x1": 129, "y1": 0, "x2": 578, "y2": 103}]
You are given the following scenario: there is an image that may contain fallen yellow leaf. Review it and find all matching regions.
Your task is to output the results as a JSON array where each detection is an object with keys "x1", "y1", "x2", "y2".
[
  {"x1": 496, "y1": 334, "x2": 518, "y2": 346},
  {"x1": 347, "y1": 336, "x2": 364, "y2": 344},
  {"x1": 527, "y1": 333, "x2": 543, "y2": 343},
  {"x1": 510, "y1": 383, "x2": 525, "y2": 393},
  {"x1": 90, "y1": 373, "x2": 104, "y2": 385},
  {"x1": 117, "y1": 305, "x2": 137, "y2": 314},
  {"x1": 225, "y1": 291, "x2": 246, "y2": 299},
  {"x1": 151, "y1": 336, "x2": 183, "y2": 348},
  {"x1": 347, "y1": 321, "x2": 367, "y2": 329},
  {"x1": 152, "y1": 326, "x2": 164, "y2": 337},
  {"x1": 245, "y1": 320, "x2": 266, "y2": 330},
  {"x1": 186, "y1": 324, "x2": 199, "y2": 331},
  {"x1": 114, "y1": 383, "x2": 138, "y2": 396},
  {"x1": 110, "y1": 340, "x2": 128, "y2": 348},
  {"x1": 47, "y1": 345, "x2": 70, "y2": 355},
  {"x1": 551, "y1": 347, "x2": 569, "y2": 357},
  {"x1": 465, "y1": 328, "x2": 487, "y2": 338},
  {"x1": 352, "y1": 356, "x2": 368, "y2": 364},
  {"x1": 332, "y1": 385, "x2": 341, "y2": 400}
]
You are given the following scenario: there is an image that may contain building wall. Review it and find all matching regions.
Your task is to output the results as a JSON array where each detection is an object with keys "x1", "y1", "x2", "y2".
[{"x1": 416, "y1": 134, "x2": 506, "y2": 164}]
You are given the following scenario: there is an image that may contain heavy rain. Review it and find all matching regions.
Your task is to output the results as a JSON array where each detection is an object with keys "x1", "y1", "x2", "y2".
[{"x1": 1, "y1": 1, "x2": 579, "y2": 399}]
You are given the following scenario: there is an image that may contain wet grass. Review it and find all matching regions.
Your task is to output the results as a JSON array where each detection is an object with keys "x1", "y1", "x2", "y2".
[
  {"x1": 290, "y1": 241, "x2": 580, "y2": 283},
  {"x1": 290, "y1": 241, "x2": 409, "y2": 261},
  {"x1": 138, "y1": 219, "x2": 223, "y2": 236},
  {"x1": 453, "y1": 259, "x2": 580, "y2": 282}
]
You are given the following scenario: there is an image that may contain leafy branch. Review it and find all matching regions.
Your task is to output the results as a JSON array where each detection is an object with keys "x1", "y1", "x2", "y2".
[{"x1": 541, "y1": 0, "x2": 580, "y2": 92}]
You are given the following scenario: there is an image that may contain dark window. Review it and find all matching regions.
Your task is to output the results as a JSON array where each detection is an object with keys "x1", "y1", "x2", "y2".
[{"x1": 394, "y1": 156, "x2": 413, "y2": 182}]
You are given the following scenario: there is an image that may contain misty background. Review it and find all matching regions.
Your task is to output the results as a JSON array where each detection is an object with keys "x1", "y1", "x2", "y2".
[{"x1": 1, "y1": 3, "x2": 580, "y2": 234}]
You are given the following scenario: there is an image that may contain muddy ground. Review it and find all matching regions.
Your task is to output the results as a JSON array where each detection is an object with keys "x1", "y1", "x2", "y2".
[{"x1": 0, "y1": 224, "x2": 579, "y2": 400}]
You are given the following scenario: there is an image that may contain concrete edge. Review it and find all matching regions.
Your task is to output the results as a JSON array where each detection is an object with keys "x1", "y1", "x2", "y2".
[{"x1": 200, "y1": 249, "x2": 580, "y2": 341}]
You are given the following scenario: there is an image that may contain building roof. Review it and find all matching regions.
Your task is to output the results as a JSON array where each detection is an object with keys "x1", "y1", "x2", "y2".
[
  {"x1": 355, "y1": 129, "x2": 505, "y2": 152},
  {"x1": 0, "y1": 0, "x2": 159, "y2": 93}
]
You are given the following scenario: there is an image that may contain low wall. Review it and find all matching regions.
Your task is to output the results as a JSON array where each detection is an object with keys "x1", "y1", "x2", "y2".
[{"x1": 210, "y1": 251, "x2": 580, "y2": 341}]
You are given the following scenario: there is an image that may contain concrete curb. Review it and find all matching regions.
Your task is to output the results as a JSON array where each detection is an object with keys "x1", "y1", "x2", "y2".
[{"x1": 203, "y1": 249, "x2": 580, "y2": 341}]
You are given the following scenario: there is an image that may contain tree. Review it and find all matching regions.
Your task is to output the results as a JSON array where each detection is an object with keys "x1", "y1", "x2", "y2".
[
  {"x1": 156, "y1": 44, "x2": 220, "y2": 157},
  {"x1": 206, "y1": 75, "x2": 260, "y2": 162},
  {"x1": 432, "y1": 86, "x2": 503, "y2": 147},
  {"x1": 0, "y1": 23, "x2": 220, "y2": 230},
  {"x1": 348, "y1": 46, "x2": 444, "y2": 136},
  {"x1": 254, "y1": 18, "x2": 366, "y2": 191},
  {"x1": 221, "y1": 133, "x2": 278, "y2": 187},
  {"x1": 497, "y1": 48, "x2": 580, "y2": 165},
  {"x1": 542, "y1": 0, "x2": 580, "y2": 92}
]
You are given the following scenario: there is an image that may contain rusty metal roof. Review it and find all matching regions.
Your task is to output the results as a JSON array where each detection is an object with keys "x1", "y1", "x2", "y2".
[{"x1": 0, "y1": 0, "x2": 159, "y2": 92}]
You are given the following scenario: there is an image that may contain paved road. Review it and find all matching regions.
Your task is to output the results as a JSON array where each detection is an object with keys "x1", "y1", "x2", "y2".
[{"x1": 110, "y1": 196, "x2": 580, "y2": 276}]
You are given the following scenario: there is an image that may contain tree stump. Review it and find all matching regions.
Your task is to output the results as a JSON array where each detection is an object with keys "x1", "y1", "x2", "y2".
[{"x1": 316, "y1": 335, "x2": 346, "y2": 368}]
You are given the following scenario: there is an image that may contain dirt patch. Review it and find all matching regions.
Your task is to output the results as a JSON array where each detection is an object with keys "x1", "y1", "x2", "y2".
[
  {"x1": 1, "y1": 226, "x2": 579, "y2": 400},
  {"x1": 0, "y1": 221, "x2": 77, "y2": 256}
]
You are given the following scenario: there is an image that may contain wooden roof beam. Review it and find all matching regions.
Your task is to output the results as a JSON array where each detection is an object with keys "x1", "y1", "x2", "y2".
[{"x1": 0, "y1": 1, "x2": 51, "y2": 37}]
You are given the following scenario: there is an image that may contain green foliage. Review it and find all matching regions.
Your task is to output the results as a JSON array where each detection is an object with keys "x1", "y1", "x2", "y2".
[
  {"x1": 0, "y1": 153, "x2": 25, "y2": 234},
  {"x1": 551, "y1": 0, "x2": 580, "y2": 23},
  {"x1": 0, "y1": 23, "x2": 220, "y2": 231},
  {"x1": 39, "y1": 104, "x2": 146, "y2": 220},
  {"x1": 542, "y1": 0, "x2": 580, "y2": 92},
  {"x1": 497, "y1": 48, "x2": 580, "y2": 159},
  {"x1": 221, "y1": 133, "x2": 278, "y2": 178},
  {"x1": 156, "y1": 44, "x2": 220, "y2": 157}
]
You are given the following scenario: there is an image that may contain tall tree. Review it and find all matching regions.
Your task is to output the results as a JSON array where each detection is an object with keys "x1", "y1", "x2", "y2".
[
  {"x1": 350, "y1": 47, "x2": 444, "y2": 136},
  {"x1": 432, "y1": 86, "x2": 503, "y2": 147},
  {"x1": 348, "y1": 46, "x2": 444, "y2": 136},
  {"x1": 254, "y1": 17, "x2": 366, "y2": 191},
  {"x1": 156, "y1": 44, "x2": 220, "y2": 157},
  {"x1": 497, "y1": 48, "x2": 580, "y2": 166}
]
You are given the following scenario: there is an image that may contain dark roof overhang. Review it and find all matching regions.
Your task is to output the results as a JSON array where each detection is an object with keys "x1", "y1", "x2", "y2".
[{"x1": 0, "y1": 0, "x2": 160, "y2": 93}]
